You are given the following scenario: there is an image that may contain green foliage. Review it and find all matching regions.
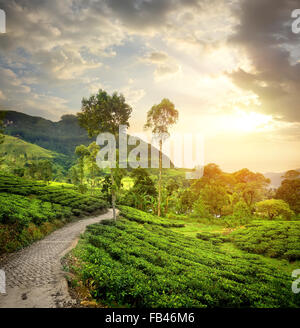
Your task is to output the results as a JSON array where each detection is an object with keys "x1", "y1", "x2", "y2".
[
  {"x1": 276, "y1": 177, "x2": 300, "y2": 214},
  {"x1": 192, "y1": 197, "x2": 212, "y2": 219},
  {"x1": 199, "y1": 184, "x2": 230, "y2": 217},
  {"x1": 0, "y1": 173, "x2": 108, "y2": 253},
  {"x1": 78, "y1": 89, "x2": 132, "y2": 137},
  {"x1": 233, "y1": 200, "x2": 251, "y2": 218},
  {"x1": 119, "y1": 169, "x2": 157, "y2": 211},
  {"x1": 75, "y1": 144, "x2": 90, "y2": 188},
  {"x1": 73, "y1": 209, "x2": 299, "y2": 308},
  {"x1": 131, "y1": 168, "x2": 157, "y2": 196},
  {"x1": 118, "y1": 206, "x2": 184, "y2": 228},
  {"x1": 0, "y1": 111, "x2": 5, "y2": 146},
  {"x1": 144, "y1": 98, "x2": 179, "y2": 217},
  {"x1": 221, "y1": 201, "x2": 253, "y2": 227},
  {"x1": 144, "y1": 99, "x2": 179, "y2": 137},
  {"x1": 255, "y1": 199, "x2": 294, "y2": 220},
  {"x1": 233, "y1": 168, "x2": 270, "y2": 207},
  {"x1": 77, "y1": 89, "x2": 133, "y2": 220},
  {"x1": 0, "y1": 135, "x2": 67, "y2": 179},
  {"x1": 229, "y1": 221, "x2": 300, "y2": 261},
  {"x1": 67, "y1": 166, "x2": 80, "y2": 185},
  {"x1": 0, "y1": 174, "x2": 107, "y2": 216},
  {"x1": 0, "y1": 193, "x2": 71, "y2": 227}
]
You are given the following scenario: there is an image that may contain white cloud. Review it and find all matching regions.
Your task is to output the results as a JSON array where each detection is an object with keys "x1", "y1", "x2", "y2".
[
  {"x1": 120, "y1": 86, "x2": 146, "y2": 105},
  {"x1": 141, "y1": 51, "x2": 181, "y2": 81},
  {"x1": 0, "y1": 90, "x2": 6, "y2": 100}
]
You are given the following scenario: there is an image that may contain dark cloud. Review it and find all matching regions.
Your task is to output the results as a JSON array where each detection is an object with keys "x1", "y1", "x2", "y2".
[
  {"x1": 228, "y1": 0, "x2": 300, "y2": 122},
  {"x1": 102, "y1": 0, "x2": 201, "y2": 30}
]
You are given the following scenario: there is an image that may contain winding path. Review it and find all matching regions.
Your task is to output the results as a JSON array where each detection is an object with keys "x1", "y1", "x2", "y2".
[{"x1": 0, "y1": 209, "x2": 113, "y2": 308}]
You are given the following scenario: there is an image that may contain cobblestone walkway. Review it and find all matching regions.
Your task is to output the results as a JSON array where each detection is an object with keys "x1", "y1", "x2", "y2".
[{"x1": 0, "y1": 209, "x2": 113, "y2": 308}]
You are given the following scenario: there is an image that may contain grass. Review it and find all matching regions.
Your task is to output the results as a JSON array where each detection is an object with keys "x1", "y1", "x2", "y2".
[{"x1": 170, "y1": 217, "x2": 224, "y2": 238}]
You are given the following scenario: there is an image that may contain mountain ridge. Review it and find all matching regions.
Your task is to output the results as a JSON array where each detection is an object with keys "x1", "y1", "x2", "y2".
[{"x1": 1, "y1": 110, "x2": 173, "y2": 168}]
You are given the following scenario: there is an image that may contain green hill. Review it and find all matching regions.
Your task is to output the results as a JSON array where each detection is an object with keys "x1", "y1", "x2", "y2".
[
  {"x1": 0, "y1": 135, "x2": 62, "y2": 159},
  {"x1": 2, "y1": 111, "x2": 90, "y2": 157},
  {"x1": 1, "y1": 110, "x2": 173, "y2": 168},
  {"x1": 0, "y1": 135, "x2": 71, "y2": 174}
]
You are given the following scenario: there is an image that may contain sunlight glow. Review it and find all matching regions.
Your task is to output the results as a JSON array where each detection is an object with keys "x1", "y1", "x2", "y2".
[{"x1": 224, "y1": 109, "x2": 272, "y2": 133}]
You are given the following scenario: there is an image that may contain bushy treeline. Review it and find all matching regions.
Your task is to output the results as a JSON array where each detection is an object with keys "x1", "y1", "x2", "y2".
[{"x1": 120, "y1": 165, "x2": 298, "y2": 225}]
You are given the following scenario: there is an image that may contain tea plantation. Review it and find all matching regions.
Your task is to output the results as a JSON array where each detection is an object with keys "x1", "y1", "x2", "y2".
[
  {"x1": 118, "y1": 205, "x2": 185, "y2": 227},
  {"x1": 71, "y1": 206, "x2": 300, "y2": 308},
  {"x1": 0, "y1": 174, "x2": 107, "y2": 253},
  {"x1": 229, "y1": 221, "x2": 300, "y2": 261}
]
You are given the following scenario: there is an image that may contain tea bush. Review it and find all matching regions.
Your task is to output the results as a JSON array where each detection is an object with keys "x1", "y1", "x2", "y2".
[
  {"x1": 0, "y1": 174, "x2": 107, "y2": 217},
  {"x1": 118, "y1": 205, "x2": 185, "y2": 228},
  {"x1": 229, "y1": 221, "x2": 300, "y2": 261},
  {"x1": 0, "y1": 174, "x2": 107, "y2": 253},
  {"x1": 72, "y1": 207, "x2": 300, "y2": 308}
]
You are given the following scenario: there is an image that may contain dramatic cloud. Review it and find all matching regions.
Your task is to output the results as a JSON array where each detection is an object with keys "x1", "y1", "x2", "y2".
[
  {"x1": 228, "y1": 0, "x2": 300, "y2": 123},
  {"x1": 0, "y1": 0, "x2": 299, "y2": 170}
]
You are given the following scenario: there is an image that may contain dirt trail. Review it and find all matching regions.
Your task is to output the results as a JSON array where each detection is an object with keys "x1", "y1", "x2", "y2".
[{"x1": 0, "y1": 209, "x2": 113, "y2": 308}]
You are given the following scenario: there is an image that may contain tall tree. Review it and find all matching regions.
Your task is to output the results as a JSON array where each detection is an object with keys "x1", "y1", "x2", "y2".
[
  {"x1": 233, "y1": 168, "x2": 270, "y2": 208},
  {"x1": 86, "y1": 142, "x2": 102, "y2": 189},
  {"x1": 144, "y1": 98, "x2": 179, "y2": 216},
  {"x1": 276, "y1": 173, "x2": 300, "y2": 213},
  {"x1": 75, "y1": 144, "x2": 90, "y2": 188},
  {"x1": 37, "y1": 160, "x2": 53, "y2": 184},
  {"x1": 77, "y1": 89, "x2": 132, "y2": 220},
  {"x1": 255, "y1": 199, "x2": 294, "y2": 220}
]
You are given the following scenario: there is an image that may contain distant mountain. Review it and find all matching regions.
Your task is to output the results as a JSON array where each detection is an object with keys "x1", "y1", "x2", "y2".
[
  {"x1": 264, "y1": 169, "x2": 300, "y2": 188},
  {"x1": 1, "y1": 110, "x2": 173, "y2": 168},
  {"x1": 2, "y1": 111, "x2": 91, "y2": 157}
]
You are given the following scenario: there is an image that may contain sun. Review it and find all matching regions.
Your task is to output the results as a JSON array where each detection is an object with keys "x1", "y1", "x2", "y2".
[{"x1": 225, "y1": 109, "x2": 272, "y2": 133}]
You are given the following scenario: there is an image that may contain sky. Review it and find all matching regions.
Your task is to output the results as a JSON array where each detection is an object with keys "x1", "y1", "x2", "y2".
[{"x1": 0, "y1": 0, "x2": 300, "y2": 173}]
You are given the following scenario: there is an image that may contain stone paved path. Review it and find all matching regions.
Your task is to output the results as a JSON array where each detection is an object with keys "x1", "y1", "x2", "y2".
[{"x1": 0, "y1": 209, "x2": 113, "y2": 308}]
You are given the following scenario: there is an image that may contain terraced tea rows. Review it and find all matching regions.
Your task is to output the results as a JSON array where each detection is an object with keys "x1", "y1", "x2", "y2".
[{"x1": 72, "y1": 207, "x2": 300, "y2": 308}]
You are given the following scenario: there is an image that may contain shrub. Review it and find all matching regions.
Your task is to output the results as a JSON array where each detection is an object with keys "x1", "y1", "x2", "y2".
[
  {"x1": 192, "y1": 197, "x2": 212, "y2": 219},
  {"x1": 0, "y1": 173, "x2": 108, "y2": 254},
  {"x1": 72, "y1": 214, "x2": 300, "y2": 308},
  {"x1": 118, "y1": 205, "x2": 185, "y2": 228},
  {"x1": 255, "y1": 199, "x2": 294, "y2": 220},
  {"x1": 229, "y1": 221, "x2": 300, "y2": 261}
]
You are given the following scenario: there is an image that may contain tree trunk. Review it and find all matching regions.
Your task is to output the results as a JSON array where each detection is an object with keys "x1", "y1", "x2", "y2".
[
  {"x1": 165, "y1": 196, "x2": 169, "y2": 214},
  {"x1": 111, "y1": 171, "x2": 116, "y2": 221},
  {"x1": 158, "y1": 139, "x2": 162, "y2": 217}
]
